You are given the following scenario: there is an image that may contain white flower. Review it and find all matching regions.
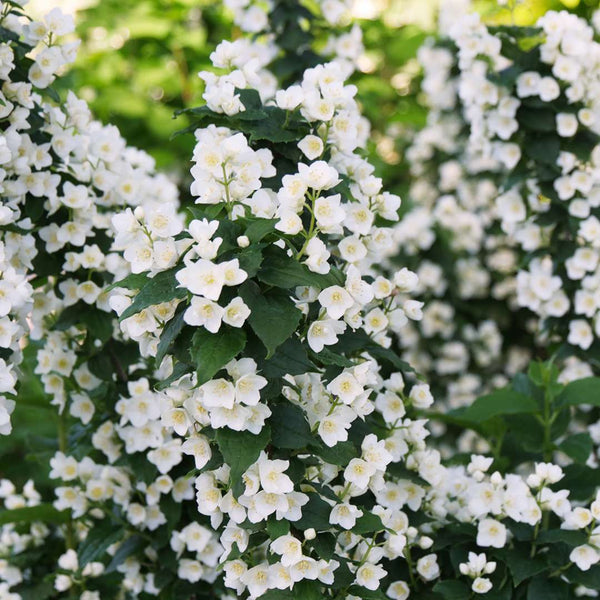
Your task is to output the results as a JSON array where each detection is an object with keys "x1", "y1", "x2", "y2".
[
  {"x1": 298, "y1": 135, "x2": 324, "y2": 160},
  {"x1": 409, "y1": 384, "x2": 434, "y2": 409},
  {"x1": 313, "y1": 194, "x2": 346, "y2": 230},
  {"x1": 200, "y1": 379, "x2": 236, "y2": 409},
  {"x1": 307, "y1": 318, "x2": 346, "y2": 352},
  {"x1": 472, "y1": 577, "x2": 493, "y2": 594},
  {"x1": 570, "y1": 545, "x2": 600, "y2": 571},
  {"x1": 270, "y1": 535, "x2": 303, "y2": 566},
  {"x1": 416, "y1": 553, "x2": 440, "y2": 581},
  {"x1": 223, "y1": 297, "x2": 251, "y2": 328},
  {"x1": 177, "y1": 259, "x2": 225, "y2": 300},
  {"x1": 329, "y1": 502, "x2": 363, "y2": 529},
  {"x1": 556, "y1": 113, "x2": 578, "y2": 137},
  {"x1": 344, "y1": 458, "x2": 376, "y2": 489},
  {"x1": 476, "y1": 519, "x2": 507, "y2": 548},
  {"x1": 387, "y1": 581, "x2": 410, "y2": 600},
  {"x1": 318, "y1": 285, "x2": 354, "y2": 319},
  {"x1": 258, "y1": 457, "x2": 293, "y2": 494},
  {"x1": 356, "y1": 562, "x2": 386, "y2": 590},
  {"x1": 184, "y1": 297, "x2": 224, "y2": 332},
  {"x1": 327, "y1": 371, "x2": 363, "y2": 404}
]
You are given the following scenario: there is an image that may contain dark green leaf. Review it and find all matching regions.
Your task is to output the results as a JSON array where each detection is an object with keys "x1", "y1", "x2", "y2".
[
  {"x1": 352, "y1": 512, "x2": 386, "y2": 535},
  {"x1": 556, "y1": 464, "x2": 600, "y2": 501},
  {"x1": 294, "y1": 493, "x2": 332, "y2": 531},
  {"x1": 239, "y1": 282, "x2": 302, "y2": 358},
  {"x1": 556, "y1": 377, "x2": 600, "y2": 408},
  {"x1": 216, "y1": 426, "x2": 271, "y2": 497},
  {"x1": 106, "y1": 536, "x2": 144, "y2": 573},
  {"x1": 244, "y1": 218, "x2": 277, "y2": 243},
  {"x1": 460, "y1": 387, "x2": 538, "y2": 423},
  {"x1": 524, "y1": 134, "x2": 560, "y2": 165},
  {"x1": 518, "y1": 107, "x2": 556, "y2": 132},
  {"x1": 311, "y1": 440, "x2": 357, "y2": 467},
  {"x1": 78, "y1": 521, "x2": 125, "y2": 567},
  {"x1": 310, "y1": 347, "x2": 355, "y2": 368},
  {"x1": 347, "y1": 586, "x2": 388, "y2": 600},
  {"x1": 270, "y1": 403, "x2": 313, "y2": 450},
  {"x1": 120, "y1": 268, "x2": 186, "y2": 321},
  {"x1": 433, "y1": 581, "x2": 471, "y2": 600},
  {"x1": 558, "y1": 433, "x2": 593, "y2": 464},
  {"x1": 260, "y1": 337, "x2": 315, "y2": 378},
  {"x1": 0, "y1": 504, "x2": 70, "y2": 526},
  {"x1": 527, "y1": 575, "x2": 569, "y2": 600},
  {"x1": 503, "y1": 545, "x2": 548, "y2": 586},
  {"x1": 190, "y1": 327, "x2": 247, "y2": 385},
  {"x1": 537, "y1": 528, "x2": 588, "y2": 546},
  {"x1": 258, "y1": 249, "x2": 342, "y2": 290},
  {"x1": 156, "y1": 309, "x2": 185, "y2": 365},
  {"x1": 266, "y1": 517, "x2": 290, "y2": 539},
  {"x1": 106, "y1": 272, "x2": 149, "y2": 292}
]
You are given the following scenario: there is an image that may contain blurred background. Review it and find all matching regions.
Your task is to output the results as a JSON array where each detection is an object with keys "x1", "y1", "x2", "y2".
[{"x1": 26, "y1": 0, "x2": 599, "y2": 179}]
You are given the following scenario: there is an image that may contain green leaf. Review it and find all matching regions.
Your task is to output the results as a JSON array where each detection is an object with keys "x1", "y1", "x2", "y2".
[
  {"x1": 216, "y1": 426, "x2": 271, "y2": 497},
  {"x1": 13, "y1": 580, "x2": 54, "y2": 600},
  {"x1": 258, "y1": 248, "x2": 342, "y2": 290},
  {"x1": 262, "y1": 580, "x2": 321, "y2": 600},
  {"x1": 433, "y1": 581, "x2": 471, "y2": 600},
  {"x1": 527, "y1": 575, "x2": 569, "y2": 600},
  {"x1": 566, "y1": 564, "x2": 600, "y2": 590},
  {"x1": 558, "y1": 432, "x2": 593, "y2": 464},
  {"x1": 460, "y1": 387, "x2": 538, "y2": 423},
  {"x1": 311, "y1": 440, "x2": 357, "y2": 466},
  {"x1": 352, "y1": 512, "x2": 386, "y2": 535},
  {"x1": 106, "y1": 536, "x2": 144, "y2": 573},
  {"x1": 0, "y1": 504, "x2": 70, "y2": 526},
  {"x1": 244, "y1": 218, "x2": 277, "y2": 243},
  {"x1": 239, "y1": 282, "x2": 302, "y2": 358},
  {"x1": 524, "y1": 134, "x2": 560, "y2": 165},
  {"x1": 310, "y1": 347, "x2": 355, "y2": 368},
  {"x1": 346, "y1": 587, "x2": 388, "y2": 600},
  {"x1": 503, "y1": 545, "x2": 548, "y2": 586},
  {"x1": 236, "y1": 246, "x2": 263, "y2": 278},
  {"x1": 270, "y1": 403, "x2": 313, "y2": 450},
  {"x1": 518, "y1": 107, "x2": 556, "y2": 132},
  {"x1": 249, "y1": 106, "x2": 304, "y2": 143},
  {"x1": 236, "y1": 87, "x2": 263, "y2": 111},
  {"x1": 155, "y1": 309, "x2": 185, "y2": 366},
  {"x1": 260, "y1": 337, "x2": 315, "y2": 378},
  {"x1": 78, "y1": 521, "x2": 125, "y2": 567},
  {"x1": 556, "y1": 377, "x2": 600, "y2": 408},
  {"x1": 294, "y1": 493, "x2": 332, "y2": 531},
  {"x1": 190, "y1": 327, "x2": 247, "y2": 385},
  {"x1": 537, "y1": 528, "x2": 588, "y2": 546},
  {"x1": 556, "y1": 464, "x2": 600, "y2": 501},
  {"x1": 266, "y1": 517, "x2": 290, "y2": 539},
  {"x1": 106, "y1": 271, "x2": 149, "y2": 292},
  {"x1": 307, "y1": 532, "x2": 336, "y2": 560},
  {"x1": 154, "y1": 362, "x2": 190, "y2": 391},
  {"x1": 120, "y1": 268, "x2": 186, "y2": 321}
]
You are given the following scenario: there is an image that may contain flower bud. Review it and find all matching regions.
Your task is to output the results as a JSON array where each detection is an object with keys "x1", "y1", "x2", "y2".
[{"x1": 236, "y1": 235, "x2": 250, "y2": 248}]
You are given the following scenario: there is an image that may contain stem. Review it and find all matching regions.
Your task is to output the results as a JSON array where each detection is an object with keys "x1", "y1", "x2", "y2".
[
  {"x1": 542, "y1": 387, "x2": 554, "y2": 462},
  {"x1": 296, "y1": 191, "x2": 318, "y2": 261},
  {"x1": 403, "y1": 545, "x2": 418, "y2": 590},
  {"x1": 549, "y1": 561, "x2": 573, "y2": 578},
  {"x1": 58, "y1": 409, "x2": 74, "y2": 551}
]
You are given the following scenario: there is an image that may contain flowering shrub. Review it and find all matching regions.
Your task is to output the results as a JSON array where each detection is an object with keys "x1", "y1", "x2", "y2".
[
  {"x1": 397, "y1": 7, "x2": 600, "y2": 421},
  {"x1": 2, "y1": 2, "x2": 600, "y2": 600}
]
